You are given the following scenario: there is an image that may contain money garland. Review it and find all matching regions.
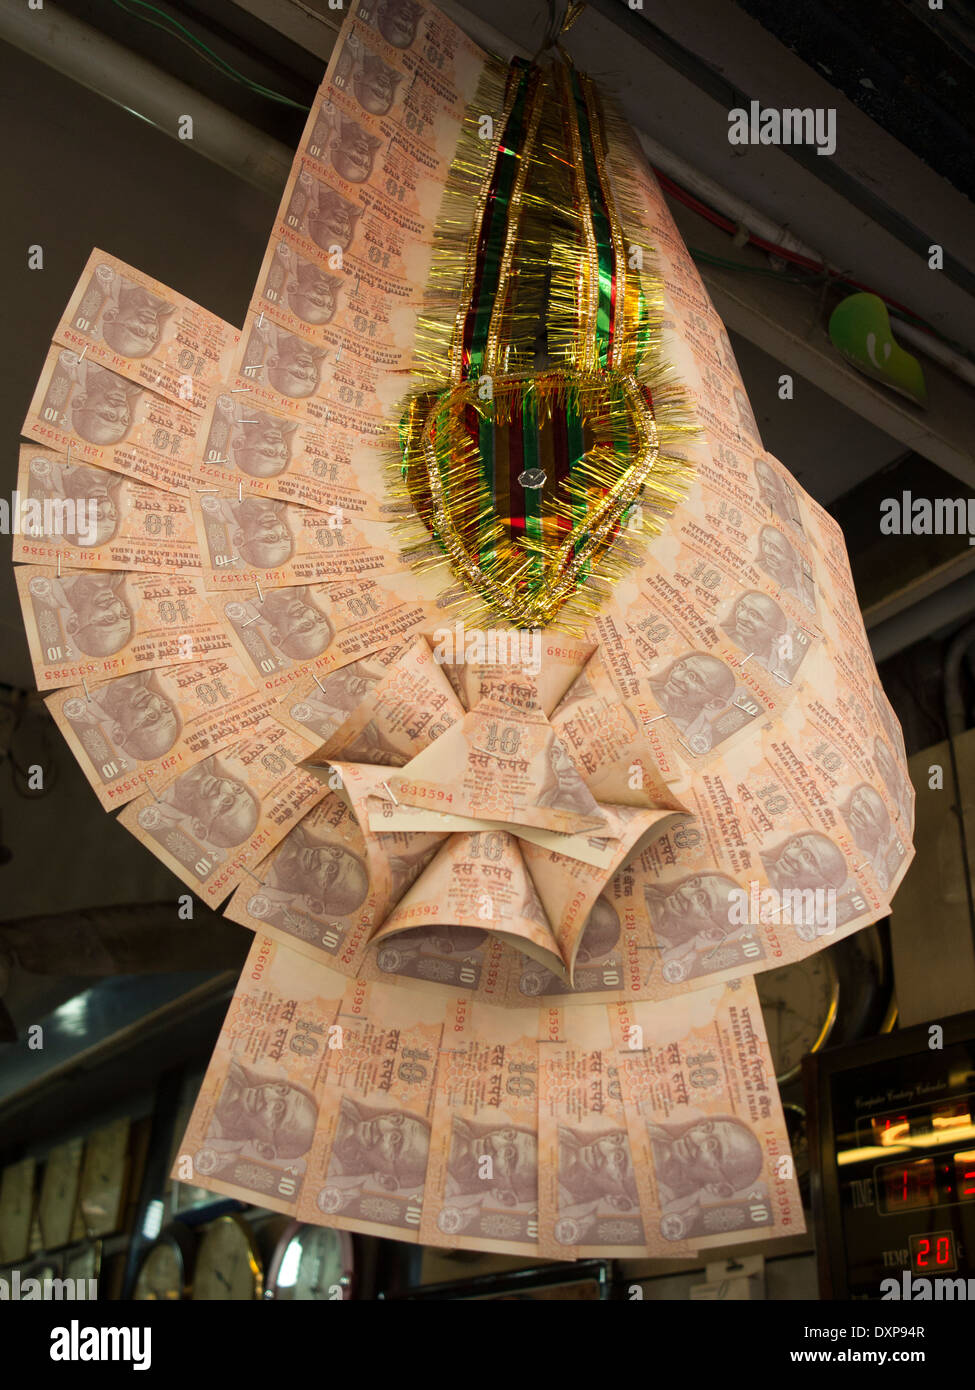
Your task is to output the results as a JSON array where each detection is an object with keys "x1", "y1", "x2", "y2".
[{"x1": 13, "y1": 0, "x2": 915, "y2": 1260}]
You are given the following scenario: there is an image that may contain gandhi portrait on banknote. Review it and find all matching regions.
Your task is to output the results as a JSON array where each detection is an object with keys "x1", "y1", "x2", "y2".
[
  {"x1": 259, "y1": 587, "x2": 334, "y2": 660},
  {"x1": 208, "y1": 1058, "x2": 318, "y2": 1161},
  {"x1": 384, "y1": 840, "x2": 440, "y2": 899},
  {"x1": 308, "y1": 188, "x2": 363, "y2": 254},
  {"x1": 353, "y1": 53, "x2": 403, "y2": 115},
  {"x1": 230, "y1": 498, "x2": 296, "y2": 569},
  {"x1": 327, "y1": 1096, "x2": 430, "y2": 1192},
  {"x1": 371, "y1": 0, "x2": 422, "y2": 49},
  {"x1": 265, "y1": 332, "x2": 328, "y2": 400},
  {"x1": 94, "y1": 671, "x2": 181, "y2": 760},
  {"x1": 536, "y1": 740, "x2": 595, "y2": 815},
  {"x1": 68, "y1": 362, "x2": 142, "y2": 446},
  {"x1": 61, "y1": 573, "x2": 133, "y2": 656},
  {"x1": 644, "y1": 872, "x2": 743, "y2": 950},
  {"x1": 331, "y1": 118, "x2": 383, "y2": 185},
  {"x1": 755, "y1": 525, "x2": 816, "y2": 611},
  {"x1": 761, "y1": 832, "x2": 848, "y2": 895},
  {"x1": 753, "y1": 457, "x2": 802, "y2": 532},
  {"x1": 50, "y1": 462, "x2": 125, "y2": 547},
  {"x1": 558, "y1": 1125, "x2": 640, "y2": 1212},
  {"x1": 270, "y1": 822, "x2": 369, "y2": 916},
  {"x1": 445, "y1": 1117, "x2": 538, "y2": 1207},
  {"x1": 230, "y1": 412, "x2": 298, "y2": 479},
  {"x1": 874, "y1": 735, "x2": 912, "y2": 824},
  {"x1": 648, "y1": 651, "x2": 736, "y2": 742},
  {"x1": 286, "y1": 263, "x2": 343, "y2": 327},
  {"x1": 648, "y1": 1116, "x2": 764, "y2": 1211},
  {"x1": 165, "y1": 754, "x2": 260, "y2": 848},
  {"x1": 320, "y1": 661, "x2": 380, "y2": 711},
  {"x1": 734, "y1": 386, "x2": 761, "y2": 444},
  {"x1": 841, "y1": 784, "x2": 895, "y2": 888},
  {"x1": 720, "y1": 591, "x2": 787, "y2": 667},
  {"x1": 572, "y1": 897, "x2": 621, "y2": 963},
  {"x1": 100, "y1": 279, "x2": 175, "y2": 358}
]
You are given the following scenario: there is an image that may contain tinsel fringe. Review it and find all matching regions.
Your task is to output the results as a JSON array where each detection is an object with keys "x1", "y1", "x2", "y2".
[{"x1": 384, "y1": 57, "x2": 699, "y2": 635}]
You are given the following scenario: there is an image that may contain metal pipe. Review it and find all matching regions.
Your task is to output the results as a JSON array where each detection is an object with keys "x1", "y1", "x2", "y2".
[
  {"x1": 637, "y1": 130, "x2": 821, "y2": 262},
  {"x1": 944, "y1": 620, "x2": 975, "y2": 740},
  {"x1": 636, "y1": 131, "x2": 975, "y2": 392},
  {"x1": 0, "y1": 2, "x2": 293, "y2": 195},
  {"x1": 942, "y1": 621, "x2": 975, "y2": 944},
  {"x1": 890, "y1": 319, "x2": 975, "y2": 393}
]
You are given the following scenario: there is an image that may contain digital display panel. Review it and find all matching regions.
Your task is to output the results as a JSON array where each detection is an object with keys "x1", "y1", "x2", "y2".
[
  {"x1": 908, "y1": 1231, "x2": 958, "y2": 1273},
  {"x1": 810, "y1": 1018, "x2": 975, "y2": 1299},
  {"x1": 876, "y1": 1158, "x2": 938, "y2": 1214}
]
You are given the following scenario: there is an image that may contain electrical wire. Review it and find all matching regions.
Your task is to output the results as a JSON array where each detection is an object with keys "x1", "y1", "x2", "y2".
[
  {"x1": 686, "y1": 247, "x2": 821, "y2": 285},
  {"x1": 655, "y1": 166, "x2": 974, "y2": 359},
  {"x1": 110, "y1": 0, "x2": 309, "y2": 106},
  {"x1": 108, "y1": 0, "x2": 311, "y2": 110}
]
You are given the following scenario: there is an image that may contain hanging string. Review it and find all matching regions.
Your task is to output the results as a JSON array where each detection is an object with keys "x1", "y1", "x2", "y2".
[{"x1": 531, "y1": 1, "x2": 586, "y2": 64}]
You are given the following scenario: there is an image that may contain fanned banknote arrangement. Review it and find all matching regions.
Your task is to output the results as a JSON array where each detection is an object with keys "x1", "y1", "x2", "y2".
[{"x1": 13, "y1": 0, "x2": 915, "y2": 1260}]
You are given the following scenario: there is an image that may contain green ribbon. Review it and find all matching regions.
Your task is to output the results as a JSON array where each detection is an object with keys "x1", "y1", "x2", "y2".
[{"x1": 567, "y1": 69, "x2": 617, "y2": 368}]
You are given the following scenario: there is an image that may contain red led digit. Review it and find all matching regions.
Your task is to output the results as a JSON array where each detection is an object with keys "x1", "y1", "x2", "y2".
[
  {"x1": 936, "y1": 1237, "x2": 950, "y2": 1265},
  {"x1": 879, "y1": 1159, "x2": 938, "y2": 1212},
  {"x1": 954, "y1": 1152, "x2": 975, "y2": 1201},
  {"x1": 917, "y1": 1237, "x2": 929, "y2": 1267}
]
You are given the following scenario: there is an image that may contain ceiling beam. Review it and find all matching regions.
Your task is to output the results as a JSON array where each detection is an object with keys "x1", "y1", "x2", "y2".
[{"x1": 673, "y1": 201, "x2": 975, "y2": 488}]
